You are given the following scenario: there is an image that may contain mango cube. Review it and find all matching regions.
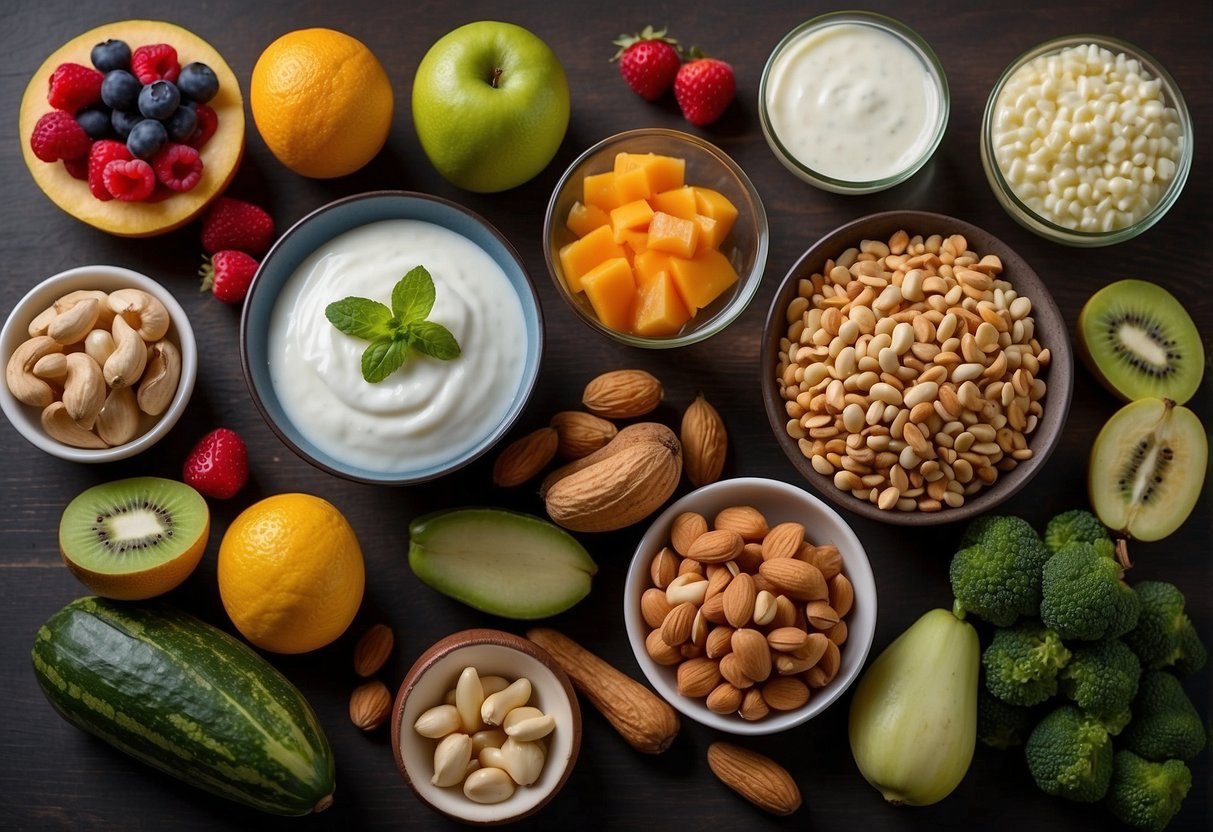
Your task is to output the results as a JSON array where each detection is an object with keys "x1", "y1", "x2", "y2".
[
  {"x1": 615, "y1": 152, "x2": 686, "y2": 193},
  {"x1": 634, "y1": 248, "x2": 673, "y2": 288},
  {"x1": 650, "y1": 186, "x2": 698, "y2": 220},
  {"x1": 668, "y1": 248, "x2": 739, "y2": 311},
  {"x1": 613, "y1": 166, "x2": 651, "y2": 203},
  {"x1": 583, "y1": 172, "x2": 623, "y2": 212},
  {"x1": 647, "y1": 211, "x2": 700, "y2": 258},
  {"x1": 559, "y1": 224, "x2": 627, "y2": 293},
  {"x1": 632, "y1": 270, "x2": 692, "y2": 337},
  {"x1": 692, "y1": 187, "x2": 738, "y2": 240},
  {"x1": 610, "y1": 199, "x2": 655, "y2": 243},
  {"x1": 566, "y1": 201, "x2": 610, "y2": 237},
  {"x1": 620, "y1": 230, "x2": 649, "y2": 260},
  {"x1": 581, "y1": 257, "x2": 636, "y2": 331},
  {"x1": 691, "y1": 214, "x2": 723, "y2": 253}
]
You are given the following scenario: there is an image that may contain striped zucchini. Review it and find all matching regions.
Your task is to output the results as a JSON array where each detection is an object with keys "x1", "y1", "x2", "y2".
[{"x1": 31, "y1": 596, "x2": 336, "y2": 816}]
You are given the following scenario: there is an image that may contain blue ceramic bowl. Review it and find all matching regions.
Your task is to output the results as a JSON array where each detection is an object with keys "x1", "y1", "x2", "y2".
[{"x1": 241, "y1": 191, "x2": 543, "y2": 485}]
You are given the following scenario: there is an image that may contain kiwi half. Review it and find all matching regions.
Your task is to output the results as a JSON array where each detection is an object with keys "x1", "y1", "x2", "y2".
[
  {"x1": 1078, "y1": 279, "x2": 1204, "y2": 405},
  {"x1": 1089, "y1": 398, "x2": 1207, "y2": 542},
  {"x1": 59, "y1": 476, "x2": 210, "y2": 600}
]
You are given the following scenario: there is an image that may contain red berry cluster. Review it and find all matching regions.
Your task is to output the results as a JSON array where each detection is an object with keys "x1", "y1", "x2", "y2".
[
  {"x1": 199, "y1": 198, "x2": 276, "y2": 305},
  {"x1": 612, "y1": 26, "x2": 736, "y2": 127}
]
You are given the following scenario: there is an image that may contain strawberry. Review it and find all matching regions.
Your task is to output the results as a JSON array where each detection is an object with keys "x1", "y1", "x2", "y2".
[
  {"x1": 47, "y1": 62, "x2": 104, "y2": 113},
  {"x1": 88, "y1": 139, "x2": 132, "y2": 201},
  {"x1": 183, "y1": 428, "x2": 249, "y2": 499},
  {"x1": 131, "y1": 43, "x2": 180, "y2": 85},
  {"x1": 612, "y1": 25, "x2": 682, "y2": 101},
  {"x1": 200, "y1": 250, "x2": 259, "y2": 304},
  {"x1": 674, "y1": 51, "x2": 736, "y2": 127},
  {"x1": 29, "y1": 111, "x2": 91, "y2": 162},
  {"x1": 201, "y1": 197, "x2": 275, "y2": 256}
]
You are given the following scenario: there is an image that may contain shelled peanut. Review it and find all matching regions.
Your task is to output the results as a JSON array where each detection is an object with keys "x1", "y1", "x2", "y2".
[
  {"x1": 414, "y1": 667, "x2": 556, "y2": 804},
  {"x1": 641, "y1": 505, "x2": 855, "y2": 719},
  {"x1": 6, "y1": 288, "x2": 181, "y2": 449}
]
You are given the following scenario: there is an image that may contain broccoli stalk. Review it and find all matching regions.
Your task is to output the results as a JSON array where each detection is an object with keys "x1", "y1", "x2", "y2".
[
  {"x1": 1105, "y1": 751, "x2": 1192, "y2": 832},
  {"x1": 1040, "y1": 538, "x2": 1140, "y2": 641},
  {"x1": 950, "y1": 515, "x2": 1052, "y2": 626},
  {"x1": 1121, "y1": 671, "x2": 1209, "y2": 762},
  {"x1": 1123, "y1": 581, "x2": 1208, "y2": 677},
  {"x1": 1059, "y1": 638, "x2": 1142, "y2": 719},
  {"x1": 1025, "y1": 705, "x2": 1114, "y2": 802},
  {"x1": 982, "y1": 620, "x2": 1071, "y2": 706}
]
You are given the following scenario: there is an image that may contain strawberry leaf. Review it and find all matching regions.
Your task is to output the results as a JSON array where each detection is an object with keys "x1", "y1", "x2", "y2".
[
  {"x1": 325, "y1": 297, "x2": 393, "y2": 340},
  {"x1": 408, "y1": 320, "x2": 462, "y2": 361},
  {"x1": 361, "y1": 337, "x2": 409, "y2": 384},
  {"x1": 392, "y1": 266, "x2": 435, "y2": 323}
]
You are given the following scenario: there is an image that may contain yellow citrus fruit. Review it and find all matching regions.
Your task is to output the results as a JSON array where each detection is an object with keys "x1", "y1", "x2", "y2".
[
  {"x1": 218, "y1": 493, "x2": 365, "y2": 654},
  {"x1": 250, "y1": 28, "x2": 393, "y2": 178}
]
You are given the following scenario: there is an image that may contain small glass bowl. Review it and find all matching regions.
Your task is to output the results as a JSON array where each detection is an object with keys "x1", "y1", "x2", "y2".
[
  {"x1": 759, "y1": 11, "x2": 949, "y2": 194},
  {"x1": 980, "y1": 34, "x2": 1193, "y2": 247},
  {"x1": 543, "y1": 128, "x2": 768, "y2": 349}
]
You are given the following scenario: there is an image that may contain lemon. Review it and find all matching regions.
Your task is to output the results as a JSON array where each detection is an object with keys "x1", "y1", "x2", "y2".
[
  {"x1": 218, "y1": 493, "x2": 365, "y2": 654},
  {"x1": 250, "y1": 28, "x2": 393, "y2": 178}
]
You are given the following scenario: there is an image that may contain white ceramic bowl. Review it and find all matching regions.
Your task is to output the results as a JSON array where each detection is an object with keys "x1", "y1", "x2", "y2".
[
  {"x1": 391, "y1": 629, "x2": 581, "y2": 825},
  {"x1": 624, "y1": 477, "x2": 877, "y2": 735},
  {"x1": 0, "y1": 265, "x2": 197, "y2": 462}
]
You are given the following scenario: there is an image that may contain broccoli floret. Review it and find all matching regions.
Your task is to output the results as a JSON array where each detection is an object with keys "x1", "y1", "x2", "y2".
[
  {"x1": 1040, "y1": 539, "x2": 1140, "y2": 641},
  {"x1": 1105, "y1": 751, "x2": 1192, "y2": 832},
  {"x1": 1122, "y1": 581, "x2": 1208, "y2": 677},
  {"x1": 1044, "y1": 509, "x2": 1110, "y2": 552},
  {"x1": 1025, "y1": 704, "x2": 1113, "y2": 802},
  {"x1": 1059, "y1": 638, "x2": 1141, "y2": 718},
  {"x1": 1121, "y1": 671, "x2": 1208, "y2": 762},
  {"x1": 950, "y1": 516, "x2": 1052, "y2": 626},
  {"x1": 977, "y1": 685, "x2": 1036, "y2": 749},
  {"x1": 982, "y1": 620, "x2": 1072, "y2": 706}
]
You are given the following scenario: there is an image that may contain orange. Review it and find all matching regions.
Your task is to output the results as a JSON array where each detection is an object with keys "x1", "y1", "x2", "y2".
[
  {"x1": 250, "y1": 28, "x2": 393, "y2": 178},
  {"x1": 218, "y1": 493, "x2": 365, "y2": 654}
]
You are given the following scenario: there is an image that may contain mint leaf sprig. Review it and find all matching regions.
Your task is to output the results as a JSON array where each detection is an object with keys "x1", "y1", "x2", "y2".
[{"x1": 325, "y1": 266, "x2": 461, "y2": 383}]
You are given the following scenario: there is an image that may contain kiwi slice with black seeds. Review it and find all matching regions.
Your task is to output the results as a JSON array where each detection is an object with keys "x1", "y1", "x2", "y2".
[
  {"x1": 59, "y1": 476, "x2": 210, "y2": 600},
  {"x1": 1078, "y1": 279, "x2": 1203, "y2": 405},
  {"x1": 1089, "y1": 398, "x2": 1207, "y2": 542}
]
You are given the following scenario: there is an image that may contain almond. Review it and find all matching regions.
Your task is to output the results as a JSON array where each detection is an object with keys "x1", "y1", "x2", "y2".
[
  {"x1": 827, "y1": 620, "x2": 849, "y2": 646},
  {"x1": 703, "y1": 566, "x2": 733, "y2": 603},
  {"x1": 718, "y1": 653, "x2": 754, "y2": 689},
  {"x1": 645, "y1": 629, "x2": 682, "y2": 665},
  {"x1": 707, "y1": 742, "x2": 802, "y2": 816},
  {"x1": 773, "y1": 652, "x2": 818, "y2": 675},
  {"x1": 761, "y1": 522, "x2": 805, "y2": 560},
  {"x1": 670, "y1": 511, "x2": 708, "y2": 556},
  {"x1": 661, "y1": 601, "x2": 697, "y2": 646},
  {"x1": 753, "y1": 590, "x2": 778, "y2": 626},
  {"x1": 492, "y1": 426, "x2": 558, "y2": 487},
  {"x1": 713, "y1": 505, "x2": 769, "y2": 541},
  {"x1": 738, "y1": 688, "x2": 770, "y2": 721},
  {"x1": 641, "y1": 588, "x2": 675, "y2": 629},
  {"x1": 758, "y1": 559, "x2": 827, "y2": 601},
  {"x1": 805, "y1": 639, "x2": 841, "y2": 689},
  {"x1": 730, "y1": 628, "x2": 772, "y2": 683},
  {"x1": 736, "y1": 542, "x2": 765, "y2": 573},
  {"x1": 665, "y1": 573, "x2": 708, "y2": 606},
  {"x1": 766, "y1": 626, "x2": 808, "y2": 653},
  {"x1": 722, "y1": 572, "x2": 756, "y2": 628},
  {"x1": 705, "y1": 625, "x2": 735, "y2": 659},
  {"x1": 700, "y1": 592, "x2": 728, "y2": 625},
  {"x1": 676, "y1": 657, "x2": 721, "y2": 698},
  {"x1": 349, "y1": 680, "x2": 392, "y2": 731},
  {"x1": 806, "y1": 601, "x2": 841, "y2": 630},
  {"x1": 352, "y1": 623, "x2": 395, "y2": 678},
  {"x1": 771, "y1": 594, "x2": 798, "y2": 629},
  {"x1": 762, "y1": 677, "x2": 810, "y2": 711},
  {"x1": 705, "y1": 682, "x2": 743, "y2": 715},
  {"x1": 681, "y1": 393, "x2": 727, "y2": 487},
  {"x1": 680, "y1": 643, "x2": 703, "y2": 660},
  {"x1": 798, "y1": 632, "x2": 831, "y2": 668},
  {"x1": 550, "y1": 410, "x2": 617, "y2": 459},
  {"x1": 649, "y1": 546, "x2": 679, "y2": 589},
  {"x1": 805, "y1": 543, "x2": 843, "y2": 580},
  {"x1": 678, "y1": 557, "x2": 705, "y2": 577},
  {"x1": 829, "y1": 573, "x2": 855, "y2": 618},
  {"x1": 582, "y1": 369, "x2": 663, "y2": 418},
  {"x1": 686, "y1": 528, "x2": 743, "y2": 564},
  {"x1": 544, "y1": 434, "x2": 681, "y2": 532},
  {"x1": 540, "y1": 421, "x2": 673, "y2": 496}
]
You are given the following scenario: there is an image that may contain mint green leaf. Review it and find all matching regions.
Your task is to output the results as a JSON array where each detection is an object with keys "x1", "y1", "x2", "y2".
[
  {"x1": 325, "y1": 297, "x2": 393, "y2": 340},
  {"x1": 361, "y1": 337, "x2": 409, "y2": 383},
  {"x1": 392, "y1": 266, "x2": 435, "y2": 324},
  {"x1": 408, "y1": 320, "x2": 462, "y2": 361}
]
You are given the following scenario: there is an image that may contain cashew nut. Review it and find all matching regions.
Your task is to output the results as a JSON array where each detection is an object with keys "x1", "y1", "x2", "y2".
[
  {"x1": 41, "y1": 401, "x2": 109, "y2": 449},
  {"x1": 32, "y1": 353, "x2": 67, "y2": 381},
  {"x1": 84, "y1": 328, "x2": 116, "y2": 367},
  {"x1": 27, "y1": 305, "x2": 57, "y2": 337},
  {"x1": 62, "y1": 353, "x2": 106, "y2": 429},
  {"x1": 55, "y1": 290, "x2": 114, "y2": 330},
  {"x1": 103, "y1": 315, "x2": 147, "y2": 389},
  {"x1": 5, "y1": 336, "x2": 64, "y2": 407},
  {"x1": 95, "y1": 386, "x2": 141, "y2": 446},
  {"x1": 136, "y1": 339, "x2": 181, "y2": 416},
  {"x1": 108, "y1": 288, "x2": 170, "y2": 342},
  {"x1": 48, "y1": 297, "x2": 101, "y2": 345}
]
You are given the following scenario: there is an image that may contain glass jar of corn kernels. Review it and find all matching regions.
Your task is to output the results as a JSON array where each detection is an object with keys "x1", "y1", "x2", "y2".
[{"x1": 981, "y1": 34, "x2": 1192, "y2": 247}]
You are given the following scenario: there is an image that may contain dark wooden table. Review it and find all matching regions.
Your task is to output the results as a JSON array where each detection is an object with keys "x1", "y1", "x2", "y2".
[{"x1": 2, "y1": 1, "x2": 1209, "y2": 829}]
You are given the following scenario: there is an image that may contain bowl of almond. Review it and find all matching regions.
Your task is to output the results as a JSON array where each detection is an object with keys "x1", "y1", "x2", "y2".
[{"x1": 623, "y1": 477, "x2": 877, "y2": 735}]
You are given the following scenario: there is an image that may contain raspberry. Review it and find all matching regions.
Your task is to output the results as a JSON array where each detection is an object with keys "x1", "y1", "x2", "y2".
[
  {"x1": 63, "y1": 156, "x2": 89, "y2": 181},
  {"x1": 103, "y1": 158, "x2": 156, "y2": 202},
  {"x1": 131, "y1": 44, "x2": 180, "y2": 84},
  {"x1": 88, "y1": 140, "x2": 132, "y2": 201},
  {"x1": 187, "y1": 103, "x2": 217, "y2": 149},
  {"x1": 47, "y1": 63, "x2": 104, "y2": 113},
  {"x1": 153, "y1": 143, "x2": 203, "y2": 192},
  {"x1": 30, "y1": 111, "x2": 91, "y2": 162}
]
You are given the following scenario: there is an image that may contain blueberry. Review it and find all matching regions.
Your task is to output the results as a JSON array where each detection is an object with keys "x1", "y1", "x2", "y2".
[
  {"x1": 101, "y1": 70, "x2": 140, "y2": 111},
  {"x1": 90, "y1": 39, "x2": 131, "y2": 73},
  {"x1": 127, "y1": 119, "x2": 168, "y2": 160},
  {"x1": 138, "y1": 80, "x2": 181, "y2": 121},
  {"x1": 177, "y1": 62, "x2": 219, "y2": 103},
  {"x1": 164, "y1": 103, "x2": 198, "y2": 142},
  {"x1": 111, "y1": 108, "x2": 144, "y2": 139},
  {"x1": 76, "y1": 106, "x2": 114, "y2": 140}
]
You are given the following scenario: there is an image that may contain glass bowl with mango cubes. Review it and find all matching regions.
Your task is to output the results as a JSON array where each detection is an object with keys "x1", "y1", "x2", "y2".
[{"x1": 543, "y1": 129, "x2": 769, "y2": 348}]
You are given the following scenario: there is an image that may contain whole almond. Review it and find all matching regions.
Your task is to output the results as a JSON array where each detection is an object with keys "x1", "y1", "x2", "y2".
[
  {"x1": 550, "y1": 410, "x2": 617, "y2": 459},
  {"x1": 718, "y1": 653, "x2": 754, "y2": 689},
  {"x1": 805, "y1": 544, "x2": 843, "y2": 580},
  {"x1": 641, "y1": 587, "x2": 675, "y2": 629},
  {"x1": 827, "y1": 620, "x2": 849, "y2": 646},
  {"x1": 829, "y1": 573, "x2": 855, "y2": 618},
  {"x1": 722, "y1": 572, "x2": 756, "y2": 628},
  {"x1": 686, "y1": 529, "x2": 743, "y2": 564},
  {"x1": 762, "y1": 677, "x2": 810, "y2": 711},
  {"x1": 730, "y1": 628, "x2": 772, "y2": 683},
  {"x1": 649, "y1": 546, "x2": 679, "y2": 589},
  {"x1": 705, "y1": 682, "x2": 743, "y2": 715},
  {"x1": 353, "y1": 623, "x2": 395, "y2": 677},
  {"x1": 492, "y1": 426, "x2": 558, "y2": 487},
  {"x1": 759, "y1": 559, "x2": 827, "y2": 601},
  {"x1": 707, "y1": 742, "x2": 802, "y2": 816},
  {"x1": 681, "y1": 393, "x2": 727, "y2": 487},
  {"x1": 661, "y1": 601, "x2": 697, "y2": 646},
  {"x1": 705, "y1": 625, "x2": 735, "y2": 659},
  {"x1": 582, "y1": 369, "x2": 663, "y2": 418},
  {"x1": 761, "y1": 522, "x2": 805, "y2": 561},
  {"x1": 806, "y1": 601, "x2": 841, "y2": 631},
  {"x1": 773, "y1": 652, "x2": 818, "y2": 675},
  {"x1": 676, "y1": 657, "x2": 722, "y2": 698},
  {"x1": 350, "y1": 680, "x2": 392, "y2": 731},
  {"x1": 678, "y1": 557, "x2": 705, "y2": 577},
  {"x1": 805, "y1": 640, "x2": 841, "y2": 688},
  {"x1": 736, "y1": 542, "x2": 765, "y2": 573},
  {"x1": 713, "y1": 505, "x2": 769, "y2": 541},
  {"x1": 766, "y1": 627, "x2": 808, "y2": 653},
  {"x1": 739, "y1": 688, "x2": 770, "y2": 721},
  {"x1": 670, "y1": 511, "x2": 708, "y2": 556},
  {"x1": 700, "y1": 592, "x2": 728, "y2": 625},
  {"x1": 703, "y1": 567, "x2": 733, "y2": 603},
  {"x1": 771, "y1": 594, "x2": 798, "y2": 629},
  {"x1": 645, "y1": 629, "x2": 682, "y2": 666},
  {"x1": 540, "y1": 421, "x2": 673, "y2": 496}
]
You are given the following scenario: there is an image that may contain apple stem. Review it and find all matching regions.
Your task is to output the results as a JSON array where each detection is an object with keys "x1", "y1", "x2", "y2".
[{"x1": 490, "y1": 67, "x2": 503, "y2": 88}]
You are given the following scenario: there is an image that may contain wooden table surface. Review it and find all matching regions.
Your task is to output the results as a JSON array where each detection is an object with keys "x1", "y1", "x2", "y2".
[{"x1": 2, "y1": 0, "x2": 1209, "y2": 829}]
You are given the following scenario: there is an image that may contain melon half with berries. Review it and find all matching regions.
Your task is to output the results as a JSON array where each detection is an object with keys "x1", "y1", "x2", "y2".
[{"x1": 19, "y1": 20, "x2": 244, "y2": 237}]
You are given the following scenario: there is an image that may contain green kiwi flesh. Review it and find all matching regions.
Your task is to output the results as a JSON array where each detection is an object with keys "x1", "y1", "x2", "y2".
[
  {"x1": 59, "y1": 477, "x2": 209, "y2": 575},
  {"x1": 1089, "y1": 398, "x2": 1207, "y2": 542},
  {"x1": 1078, "y1": 279, "x2": 1203, "y2": 405}
]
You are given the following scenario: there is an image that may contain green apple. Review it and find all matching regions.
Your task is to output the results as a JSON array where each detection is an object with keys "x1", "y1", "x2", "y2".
[{"x1": 412, "y1": 21, "x2": 570, "y2": 193}]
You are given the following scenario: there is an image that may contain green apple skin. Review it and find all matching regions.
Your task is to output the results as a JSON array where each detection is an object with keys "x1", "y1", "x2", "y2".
[{"x1": 412, "y1": 21, "x2": 570, "y2": 193}]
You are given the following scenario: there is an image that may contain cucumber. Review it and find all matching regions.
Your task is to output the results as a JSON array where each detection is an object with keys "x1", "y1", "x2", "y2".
[{"x1": 31, "y1": 596, "x2": 335, "y2": 816}]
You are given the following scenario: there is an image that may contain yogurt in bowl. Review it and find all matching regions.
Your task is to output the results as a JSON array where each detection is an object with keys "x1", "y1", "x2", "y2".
[{"x1": 243, "y1": 192, "x2": 543, "y2": 485}]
